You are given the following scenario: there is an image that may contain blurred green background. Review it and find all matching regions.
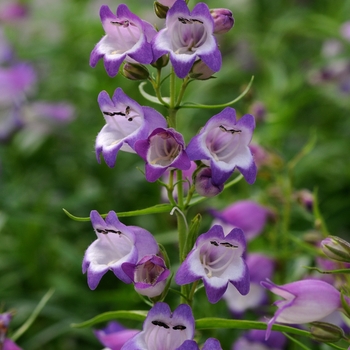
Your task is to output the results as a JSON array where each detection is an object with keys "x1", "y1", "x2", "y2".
[{"x1": 1, "y1": 0, "x2": 349, "y2": 348}]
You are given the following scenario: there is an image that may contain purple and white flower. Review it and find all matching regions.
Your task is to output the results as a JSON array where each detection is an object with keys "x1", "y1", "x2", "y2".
[
  {"x1": 122, "y1": 254, "x2": 170, "y2": 298},
  {"x1": 209, "y1": 200, "x2": 271, "y2": 241},
  {"x1": 186, "y1": 107, "x2": 257, "y2": 185},
  {"x1": 152, "y1": 0, "x2": 222, "y2": 78},
  {"x1": 90, "y1": 5, "x2": 157, "y2": 77},
  {"x1": 83, "y1": 210, "x2": 159, "y2": 290},
  {"x1": 176, "y1": 225, "x2": 249, "y2": 304},
  {"x1": 94, "y1": 321, "x2": 139, "y2": 350},
  {"x1": 121, "y1": 302, "x2": 196, "y2": 350},
  {"x1": 223, "y1": 253, "x2": 274, "y2": 315},
  {"x1": 261, "y1": 279, "x2": 341, "y2": 339},
  {"x1": 135, "y1": 127, "x2": 191, "y2": 182},
  {"x1": 96, "y1": 88, "x2": 166, "y2": 168}
]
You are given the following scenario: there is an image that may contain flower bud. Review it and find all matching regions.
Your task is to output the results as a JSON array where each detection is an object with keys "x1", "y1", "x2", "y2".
[
  {"x1": 195, "y1": 167, "x2": 224, "y2": 197},
  {"x1": 123, "y1": 63, "x2": 149, "y2": 81},
  {"x1": 210, "y1": 8, "x2": 234, "y2": 34},
  {"x1": 151, "y1": 54, "x2": 169, "y2": 69},
  {"x1": 321, "y1": 236, "x2": 350, "y2": 263},
  {"x1": 310, "y1": 321, "x2": 345, "y2": 343},
  {"x1": 189, "y1": 60, "x2": 216, "y2": 80},
  {"x1": 153, "y1": 1, "x2": 169, "y2": 19}
]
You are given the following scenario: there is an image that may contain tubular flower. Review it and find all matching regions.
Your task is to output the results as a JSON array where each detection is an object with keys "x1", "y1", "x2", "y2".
[
  {"x1": 94, "y1": 321, "x2": 140, "y2": 350},
  {"x1": 83, "y1": 210, "x2": 159, "y2": 290},
  {"x1": 96, "y1": 88, "x2": 166, "y2": 168},
  {"x1": 209, "y1": 200, "x2": 271, "y2": 241},
  {"x1": 152, "y1": 0, "x2": 222, "y2": 78},
  {"x1": 223, "y1": 253, "x2": 275, "y2": 315},
  {"x1": 261, "y1": 279, "x2": 341, "y2": 339},
  {"x1": 186, "y1": 107, "x2": 257, "y2": 185},
  {"x1": 135, "y1": 127, "x2": 191, "y2": 182},
  {"x1": 122, "y1": 255, "x2": 171, "y2": 298},
  {"x1": 121, "y1": 302, "x2": 196, "y2": 350},
  {"x1": 176, "y1": 225, "x2": 249, "y2": 304},
  {"x1": 90, "y1": 5, "x2": 157, "y2": 77}
]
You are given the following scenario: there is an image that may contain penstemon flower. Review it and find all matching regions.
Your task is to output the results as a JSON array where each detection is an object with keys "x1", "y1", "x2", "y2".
[
  {"x1": 152, "y1": 0, "x2": 222, "y2": 78},
  {"x1": 96, "y1": 88, "x2": 166, "y2": 168},
  {"x1": 135, "y1": 127, "x2": 191, "y2": 182},
  {"x1": 261, "y1": 279, "x2": 341, "y2": 339},
  {"x1": 176, "y1": 225, "x2": 249, "y2": 303},
  {"x1": 94, "y1": 321, "x2": 139, "y2": 350},
  {"x1": 209, "y1": 200, "x2": 271, "y2": 240},
  {"x1": 83, "y1": 210, "x2": 159, "y2": 290},
  {"x1": 223, "y1": 253, "x2": 274, "y2": 315},
  {"x1": 186, "y1": 107, "x2": 257, "y2": 185},
  {"x1": 90, "y1": 5, "x2": 157, "y2": 77},
  {"x1": 121, "y1": 302, "x2": 196, "y2": 350},
  {"x1": 122, "y1": 254, "x2": 171, "y2": 298}
]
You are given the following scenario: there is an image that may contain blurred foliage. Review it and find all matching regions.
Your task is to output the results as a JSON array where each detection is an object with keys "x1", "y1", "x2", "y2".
[{"x1": 0, "y1": 0, "x2": 349, "y2": 349}]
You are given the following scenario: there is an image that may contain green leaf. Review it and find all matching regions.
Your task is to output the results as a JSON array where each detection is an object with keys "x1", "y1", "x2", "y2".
[
  {"x1": 304, "y1": 266, "x2": 350, "y2": 274},
  {"x1": 63, "y1": 204, "x2": 173, "y2": 221},
  {"x1": 12, "y1": 288, "x2": 55, "y2": 341},
  {"x1": 71, "y1": 310, "x2": 148, "y2": 328},
  {"x1": 195, "y1": 318, "x2": 311, "y2": 338},
  {"x1": 180, "y1": 76, "x2": 254, "y2": 109}
]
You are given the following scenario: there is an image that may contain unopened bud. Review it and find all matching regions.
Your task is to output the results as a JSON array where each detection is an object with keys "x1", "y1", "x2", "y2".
[
  {"x1": 310, "y1": 322, "x2": 345, "y2": 343},
  {"x1": 154, "y1": 1, "x2": 169, "y2": 19},
  {"x1": 195, "y1": 168, "x2": 224, "y2": 197},
  {"x1": 123, "y1": 63, "x2": 149, "y2": 81},
  {"x1": 321, "y1": 236, "x2": 350, "y2": 263},
  {"x1": 189, "y1": 60, "x2": 216, "y2": 80},
  {"x1": 210, "y1": 8, "x2": 234, "y2": 34},
  {"x1": 151, "y1": 54, "x2": 169, "y2": 69}
]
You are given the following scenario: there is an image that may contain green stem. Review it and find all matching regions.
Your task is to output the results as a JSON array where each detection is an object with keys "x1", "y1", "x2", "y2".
[{"x1": 168, "y1": 67, "x2": 177, "y2": 128}]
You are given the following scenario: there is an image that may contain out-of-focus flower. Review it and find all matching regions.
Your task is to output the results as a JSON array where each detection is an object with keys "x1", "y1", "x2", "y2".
[
  {"x1": 121, "y1": 302, "x2": 196, "y2": 350},
  {"x1": 0, "y1": 28, "x2": 13, "y2": 63},
  {"x1": 0, "y1": 2, "x2": 28, "y2": 22},
  {"x1": 135, "y1": 127, "x2": 191, "y2": 182},
  {"x1": 340, "y1": 21, "x2": 350, "y2": 41},
  {"x1": 176, "y1": 225, "x2": 249, "y2": 304},
  {"x1": 0, "y1": 312, "x2": 22, "y2": 350},
  {"x1": 194, "y1": 167, "x2": 224, "y2": 197},
  {"x1": 294, "y1": 189, "x2": 314, "y2": 212},
  {"x1": 83, "y1": 210, "x2": 159, "y2": 290},
  {"x1": 261, "y1": 279, "x2": 341, "y2": 339},
  {"x1": 210, "y1": 8, "x2": 234, "y2": 34},
  {"x1": 209, "y1": 200, "x2": 271, "y2": 241},
  {"x1": 94, "y1": 321, "x2": 139, "y2": 350},
  {"x1": 90, "y1": 5, "x2": 157, "y2": 77},
  {"x1": 96, "y1": 88, "x2": 166, "y2": 168},
  {"x1": 122, "y1": 255, "x2": 170, "y2": 298},
  {"x1": 249, "y1": 101, "x2": 266, "y2": 123},
  {"x1": 152, "y1": 0, "x2": 222, "y2": 78},
  {"x1": 0, "y1": 63, "x2": 36, "y2": 104},
  {"x1": 233, "y1": 328, "x2": 286, "y2": 350},
  {"x1": 186, "y1": 107, "x2": 256, "y2": 185},
  {"x1": 223, "y1": 253, "x2": 274, "y2": 315}
]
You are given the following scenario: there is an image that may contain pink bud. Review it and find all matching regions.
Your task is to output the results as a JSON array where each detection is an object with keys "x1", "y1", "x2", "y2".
[{"x1": 210, "y1": 8, "x2": 234, "y2": 34}]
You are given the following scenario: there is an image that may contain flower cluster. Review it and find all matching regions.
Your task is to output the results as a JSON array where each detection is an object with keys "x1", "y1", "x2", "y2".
[{"x1": 76, "y1": 1, "x2": 350, "y2": 349}]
